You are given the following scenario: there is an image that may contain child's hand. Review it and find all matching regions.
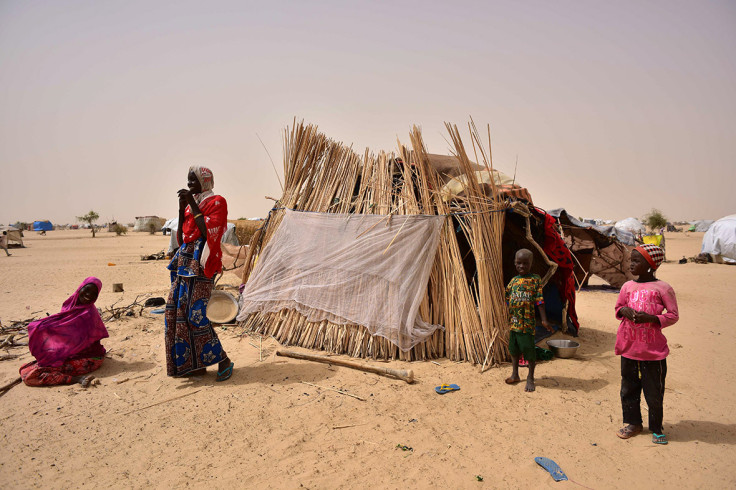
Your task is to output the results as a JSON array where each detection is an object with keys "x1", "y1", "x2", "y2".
[
  {"x1": 542, "y1": 320, "x2": 554, "y2": 332},
  {"x1": 619, "y1": 307, "x2": 636, "y2": 321}
]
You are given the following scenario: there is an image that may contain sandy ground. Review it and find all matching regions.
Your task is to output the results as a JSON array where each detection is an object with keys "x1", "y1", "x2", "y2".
[{"x1": 1, "y1": 229, "x2": 735, "y2": 489}]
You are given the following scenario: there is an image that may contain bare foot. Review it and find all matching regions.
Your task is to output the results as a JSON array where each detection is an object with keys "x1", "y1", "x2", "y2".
[
  {"x1": 525, "y1": 378, "x2": 535, "y2": 392},
  {"x1": 79, "y1": 375, "x2": 95, "y2": 388},
  {"x1": 505, "y1": 375, "x2": 521, "y2": 384}
]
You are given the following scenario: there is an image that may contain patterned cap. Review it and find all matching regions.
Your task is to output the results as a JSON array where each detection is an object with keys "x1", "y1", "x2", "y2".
[{"x1": 634, "y1": 244, "x2": 665, "y2": 270}]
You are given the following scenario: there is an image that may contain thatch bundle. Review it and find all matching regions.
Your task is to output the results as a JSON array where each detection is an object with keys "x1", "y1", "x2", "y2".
[{"x1": 238, "y1": 120, "x2": 511, "y2": 365}]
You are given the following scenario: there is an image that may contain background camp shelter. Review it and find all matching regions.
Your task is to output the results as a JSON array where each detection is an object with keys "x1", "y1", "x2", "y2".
[
  {"x1": 701, "y1": 214, "x2": 736, "y2": 263},
  {"x1": 0, "y1": 226, "x2": 24, "y2": 248},
  {"x1": 689, "y1": 220, "x2": 715, "y2": 232},
  {"x1": 32, "y1": 220, "x2": 53, "y2": 232},
  {"x1": 133, "y1": 216, "x2": 166, "y2": 232},
  {"x1": 236, "y1": 121, "x2": 578, "y2": 365},
  {"x1": 548, "y1": 208, "x2": 634, "y2": 289}
]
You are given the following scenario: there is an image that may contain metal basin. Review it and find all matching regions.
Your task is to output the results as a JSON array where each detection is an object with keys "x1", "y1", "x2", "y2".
[{"x1": 546, "y1": 339, "x2": 580, "y2": 359}]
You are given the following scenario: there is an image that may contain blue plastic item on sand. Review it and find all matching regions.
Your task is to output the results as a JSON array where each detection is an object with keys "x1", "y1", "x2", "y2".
[
  {"x1": 150, "y1": 308, "x2": 165, "y2": 314},
  {"x1": 534, "y1": 457, "x2": 568, "y2": 482},
  {"x1": 434, "y1": 383, "x2": 460, "y2": 394}
]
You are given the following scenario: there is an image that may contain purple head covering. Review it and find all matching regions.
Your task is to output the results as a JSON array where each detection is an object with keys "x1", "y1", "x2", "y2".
[{"x1": 28, "y1": 277, "x2": 109, "y2": 367}]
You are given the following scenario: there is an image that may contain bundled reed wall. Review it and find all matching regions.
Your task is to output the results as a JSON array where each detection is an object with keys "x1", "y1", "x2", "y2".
[{"x1": 238, "y1": 120, "x2": 510, "y2": 364}]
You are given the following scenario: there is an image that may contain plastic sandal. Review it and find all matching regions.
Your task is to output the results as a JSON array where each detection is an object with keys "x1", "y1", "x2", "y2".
[
  {"x1": 652, "y1": 433, "x2": 668, "y2": 445},
  {"x1": 435, "y1": 383, "x2": 460, "y2": 394},
  {"x1": 616, "y1": 425, "x2": 643, "y2": 439},
  {"x1": 216, "y1": 361, "x2": 234, "y2": 382},
  {"x1": 534, "y1": 457, "x2": 568, "y2": 482}
]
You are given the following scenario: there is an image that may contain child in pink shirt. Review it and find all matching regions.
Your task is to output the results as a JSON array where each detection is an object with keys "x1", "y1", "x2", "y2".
[{"x1": 614, "y1": 244, "x2": 679, "y2": 445}]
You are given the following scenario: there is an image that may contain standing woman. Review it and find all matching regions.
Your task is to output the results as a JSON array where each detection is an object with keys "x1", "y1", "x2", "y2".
[{"x1": 165, "y1": 166, "x2": 234, "y2": 381}]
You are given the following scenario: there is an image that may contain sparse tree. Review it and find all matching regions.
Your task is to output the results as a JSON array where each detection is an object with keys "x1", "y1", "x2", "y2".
[
  {"x1": 643, "y1": 208, "x2": 667, "y2": 231},
  {"x1": 77, "y1": 211, "x2": 100, "y2": 238}
]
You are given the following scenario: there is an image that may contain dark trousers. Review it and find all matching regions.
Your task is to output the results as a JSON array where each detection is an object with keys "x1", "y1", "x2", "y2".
[{"x1": 620, "y1": 356, "x2": 667, "y2": 433}]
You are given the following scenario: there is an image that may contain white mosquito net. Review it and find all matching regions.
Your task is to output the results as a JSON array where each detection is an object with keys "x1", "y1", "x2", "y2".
[{"x1": 236, "y1": 209, "x2": 445, "y2": 351}]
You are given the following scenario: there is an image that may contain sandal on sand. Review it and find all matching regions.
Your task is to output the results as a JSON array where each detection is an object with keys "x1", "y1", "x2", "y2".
[
  {"x1": 435, "y1": 383, "x2": 460, "y2": 394},
  {"x1": 216, "y1": 362, "x2": 234, "y2": 382},
  {"x1": 652, "y1": 433, "x2": 668, "y2": 445},
  {"x1": 616, "y1": 425, "x2": 643, "y2": 439}
]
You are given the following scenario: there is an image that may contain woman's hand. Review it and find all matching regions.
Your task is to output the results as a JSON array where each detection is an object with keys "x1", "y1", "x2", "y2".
[{"x1": 177, "y1": 189, "x2": 190, "y2": 211}]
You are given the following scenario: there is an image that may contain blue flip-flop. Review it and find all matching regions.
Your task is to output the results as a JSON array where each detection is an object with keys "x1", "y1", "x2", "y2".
[
  {"x1": 216, "y1": 361, "x2": 234, "y2": 382},
  {"x1": 534, "y1": 457, "x2": 568, "y2": 482},
  {"x1": 435, "y1": 383, "x2": 460, "y2": 394},
  {"x1": 652, "y1": 433, "x2": 668, "y2": 445}
]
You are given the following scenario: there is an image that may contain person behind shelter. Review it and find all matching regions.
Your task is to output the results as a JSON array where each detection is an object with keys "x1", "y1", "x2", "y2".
[
  {"x1": 504, "y1": 248, "x2": 552, "y2": 392},
  {"x1": 614, "y1": 244, "x2": 678, "y2": 445},
  {"x1": 20, "y1": 277, "x2": 108, "y2": 387},
  {"x1": 165, "y1": 165, "x2": 234, "y2": 381},
  {"x1": 1, "y1": 230, "x2": 11, "y2": 256}
]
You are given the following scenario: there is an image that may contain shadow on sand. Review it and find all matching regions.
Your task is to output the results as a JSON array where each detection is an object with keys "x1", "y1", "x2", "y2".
[
  {"x1": 668, "y1": 420, "x2": 736, "y2": 445},
  {"x1": 172, "y1": 359, "x2": 337, "y2": 390},
  {"x1": 536, "y1": 375, "x2": 610, "y2": 392},
  {"x1": 96, "y1": 357, "x2": 157, "y2": 377}
]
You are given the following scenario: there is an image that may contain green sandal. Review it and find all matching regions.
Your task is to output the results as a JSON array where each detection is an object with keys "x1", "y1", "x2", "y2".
[
  {"x1": 216, "y1": 362, "x2": 234, "y2": 382},
  {"x1": 652, "y1": 433, "x2": 668, "y2": 445}
]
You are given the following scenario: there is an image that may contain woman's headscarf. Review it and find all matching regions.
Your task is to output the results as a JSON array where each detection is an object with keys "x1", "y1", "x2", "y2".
[
  {"x1": 28, "y1": 277, "x2": 109, "y2": 367},
  {"x1": 188, "y1": 165, "x2": 214, "y2": 192}
]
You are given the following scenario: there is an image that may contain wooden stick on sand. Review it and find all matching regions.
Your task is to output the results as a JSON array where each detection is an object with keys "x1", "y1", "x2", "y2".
[{"x1": 277, "y1": 349, "x2": 414, "y2": 384}]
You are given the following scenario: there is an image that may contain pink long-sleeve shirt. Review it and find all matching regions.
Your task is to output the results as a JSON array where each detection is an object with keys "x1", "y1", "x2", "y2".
[{"x1": 614, "y1": 279, "x2": 679, "y2": 361}]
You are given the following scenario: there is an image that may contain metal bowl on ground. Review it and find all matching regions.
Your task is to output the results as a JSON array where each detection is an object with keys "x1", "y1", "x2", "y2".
[{"x1": 546, "y1": 339, "x2": 580, "y2": 359}]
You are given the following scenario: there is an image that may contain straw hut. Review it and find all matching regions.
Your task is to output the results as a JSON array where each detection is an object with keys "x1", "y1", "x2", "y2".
[{"x1": 236, "y1": 121, "x2": 571, "y2": 365}]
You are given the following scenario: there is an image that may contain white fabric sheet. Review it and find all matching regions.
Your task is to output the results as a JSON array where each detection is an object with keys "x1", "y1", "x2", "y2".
[
  {"x1": 701, "y1": 214, "x2": 736, "y2": 261},
  {"x1": 236, "y1": 209, "x2": 445, "y2": 351}
]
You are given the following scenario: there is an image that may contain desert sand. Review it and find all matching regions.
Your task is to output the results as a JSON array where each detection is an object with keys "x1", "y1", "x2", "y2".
[{"x1": 1, "y1": 230, "x2": 734, "y2": 489}]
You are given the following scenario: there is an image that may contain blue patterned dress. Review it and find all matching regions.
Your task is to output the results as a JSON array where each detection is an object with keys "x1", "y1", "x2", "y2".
[{"x1": 164, "y1": 238, "x2": 226, "y2": 376}]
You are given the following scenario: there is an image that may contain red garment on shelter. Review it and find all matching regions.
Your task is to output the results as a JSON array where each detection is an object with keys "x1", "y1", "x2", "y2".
[{"x1": 538, "y1": 211, "x2": 579, "y2": 328}]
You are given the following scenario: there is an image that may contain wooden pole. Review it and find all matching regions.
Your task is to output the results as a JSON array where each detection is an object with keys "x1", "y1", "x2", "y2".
[{"x1": 276, "y1": 349, "x2": 414, "y2": 384}]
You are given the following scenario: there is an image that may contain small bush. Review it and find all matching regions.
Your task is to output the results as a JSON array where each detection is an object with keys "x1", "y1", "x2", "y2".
[
  {"x1": 112, "y1": 223, "x2": 128, "y2": 236},
  {"x1": 148, "y1": 223, "x2": 157, "y2": 235},
  {"x1": 643, "y1": 209, "x2": 668, "y2": 231}
]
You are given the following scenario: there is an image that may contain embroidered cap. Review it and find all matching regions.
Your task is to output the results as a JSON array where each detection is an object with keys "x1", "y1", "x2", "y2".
[{"x1": 634, "y1": 244, "x2": 665, "y2": 270}]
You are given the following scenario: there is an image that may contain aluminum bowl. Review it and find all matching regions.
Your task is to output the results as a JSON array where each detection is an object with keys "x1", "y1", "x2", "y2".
[{"x1": 546, "y1": 339, "x2": 580, "y2": 359}]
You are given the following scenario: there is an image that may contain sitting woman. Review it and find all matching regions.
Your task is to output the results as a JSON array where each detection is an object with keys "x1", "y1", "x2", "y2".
[{"x1": 20, "y1": 277, "x2": 109, "y2": 387}]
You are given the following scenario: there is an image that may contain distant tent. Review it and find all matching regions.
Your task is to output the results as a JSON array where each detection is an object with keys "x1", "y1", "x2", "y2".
[
  {"x1": 1, "y1": 226, "x2": 24, "y2": 248},
  {"x1": 133, "y1": 216, "x2": 166, "y2": 232},
  {"x1": 33, "y1": 220, "x2": 53, "y2": 231},
  {"x1": 701, "y1": 215, "x2": 736, "y2": 262},
  {"x1": 688, "y1": 220, "x2": 714, "y2": 232},
  {"x1": 615, "y1": 217, "x2": 645, "y2": 235}
]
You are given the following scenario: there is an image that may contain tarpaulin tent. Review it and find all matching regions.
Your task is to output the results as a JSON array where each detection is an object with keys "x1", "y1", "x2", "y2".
[
  {"x1": 33, "y1": 220, "x2": 53, "y2": 231},
  {"x1": 548, "y1": 209, "x2": 634, "y2": 288},
  {"x1": 1, "y1": 226, "x2": 24, "y2": 248},
  {"x1": 701, "y1": 215, "x2": 736, "y2": 262},
  {"x1": 134, "y1": 216, "x2": 166, "y2": 232},
  {"x1": 688, "y1": 220, "x2": 714, "y2": 232},
  {"x1": 615, "y1": 217, "x2": 645, "y2": 235}
]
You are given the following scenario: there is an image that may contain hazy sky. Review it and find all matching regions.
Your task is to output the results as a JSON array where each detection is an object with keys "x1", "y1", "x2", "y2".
[{"x1": 1, "y1": 0, "x2": 734, "y2": 225}]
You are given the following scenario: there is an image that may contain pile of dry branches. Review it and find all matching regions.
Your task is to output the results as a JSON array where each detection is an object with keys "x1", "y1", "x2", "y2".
[{"x1": 237, "y1": 120, "x2": 511, "y2": 365}]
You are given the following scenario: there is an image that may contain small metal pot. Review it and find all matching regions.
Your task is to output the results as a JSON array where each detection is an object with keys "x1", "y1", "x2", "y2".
[{"x1": 546, "y1": 339, "x2": 580, "y2": 359}]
